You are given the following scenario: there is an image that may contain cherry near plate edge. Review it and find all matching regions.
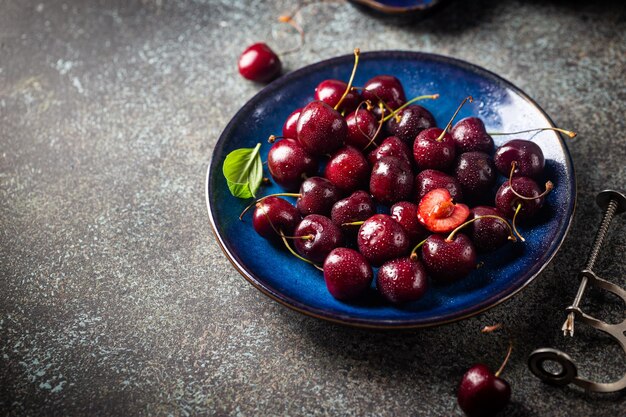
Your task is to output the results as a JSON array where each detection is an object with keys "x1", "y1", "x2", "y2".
[{"x1": 205, "y1": 50, "x2": 576, "y2": 329}]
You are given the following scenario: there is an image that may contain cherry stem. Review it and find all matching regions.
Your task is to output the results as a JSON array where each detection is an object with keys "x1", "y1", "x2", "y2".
[
  {"x1": 445, "y1": 215, "x2": 516, "y2": 243},
  {"x1": 496, "y1": 341, "x2": 513, "y2": 378},
  {"x1": 239, "y1": 193, "x2": 301, "y2": 220},
  {"x1": 409, "y1": 237, "x2": 429, "y2": 260},
  {"x1": 352, "y1": 87, "x2": 397, "y2": 115},
  {"x1": 382, "y1": 93, "x2": 440, "y2": 122},
  {"x1": 488, "y1": 127, "x2": 577, "y2": 138},
  {"x1": 276, "y1": 15, "x2": 305, "y2": 56},
  {"x1": 353, "y1": 101, "x2": 382, "y2": 149},
  {"x1": 436, "y1": 95, "x2": 473, "y2": 142},
  {"x1": 362, "y1": 103, "x2": 386, "y2": 150},
  {"x1": 334, "y1": 48, "x2": 360, "y2": 111},
  {"x1": 268, "y1": 135, "x2": 287, "y2": 143},
  {"x1": 508, "y1": 162, "x2": 554, "y2": 201},
  {"x1": 512, "y1": 203, "x2": 525, "y2": 242},
  {"x1": 279, "y1": 230, "x2": 321, "y2": 268},
  {"x1": 341, "y1": 220, "x2": 365, "y2": 227}
]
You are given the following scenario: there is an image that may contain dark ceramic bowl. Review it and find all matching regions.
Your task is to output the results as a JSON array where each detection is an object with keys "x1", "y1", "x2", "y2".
[
  {"x1": 205, "y1": 51, "x2": 575, "y2": 329},
  {"x1": 348, "y1": 0, "x2": 447, "y2": 15}
]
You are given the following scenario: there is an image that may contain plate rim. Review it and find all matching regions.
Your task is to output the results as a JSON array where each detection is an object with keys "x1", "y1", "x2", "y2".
[{"x1": 205, "y1": 50, "x2": 577, "y2": 329}]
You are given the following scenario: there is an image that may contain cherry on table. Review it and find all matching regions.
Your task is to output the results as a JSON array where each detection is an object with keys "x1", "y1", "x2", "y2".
[
  {"x1": 252, "y1": 196, "x2": 301, "y2": 240},
  {"x1": 494, "y1": 139, "x2": 544, "y2": 178},
  {"x1": 458, "y1": 364, "x2": 511, "y2": 417},
  {"x1": 282, "y1": 108, "x2": 302, "y2": 140},
  {"x1": 345, "y1": 106, "x2": 379, "y2": 149},
  {"x1": 296, "y1": 100, "x2": 347, "y2": 156},
  {"x1": 267, "y1": 138, "x2": 317, "y2": 191},
  {"x1": 357, "y1": 214, "x2": 410, "y2": 267},
  {"x1": 421, "y1": 233, "x2": 477, "y2": 284},
  {"x1": 331, "y1": 191, "x2": 376, "y2": 234},
  {"x1": 323, "y1": 247, "x2": 373, "y2": 301},
  {"x1": 369, "y1": 156, "x2": 414, "y2": 205},
  {"x1": 315, "y1": 79, "x2": 361, "y2": 113},
  {"x1": 367, "y1": 136, "x2": 412, "y2": 166},
  {"x1": 451, "y1": 116, "x2": 494, "y2": 153},
  {"x1": 415, "y1": 169, "x2": 464, "y2": 203},
  {"x1": 238, "y1": 43, "x2": 282, "y2": 83},
  {"x1": 293, "y1": 214, "x2": 343, "y2": 263},
  {"x1": 296, "y1": 177, "x2": 342, "y2": 216},
  {"x1": 454, "y1": 151, "x2": 496, "y2": 196},
  {"x1": 390, "y1": 201, "x2": 428, "y2": 245},
  {"x1": 377, "y1": 257, "x2": 429, "y2": 304},
  {"x1": 324, "y1": 146, "x2": 370, "y2": 193},
  {"x1": 386, "y1": 104, "x2": 436, "y2": 146}
]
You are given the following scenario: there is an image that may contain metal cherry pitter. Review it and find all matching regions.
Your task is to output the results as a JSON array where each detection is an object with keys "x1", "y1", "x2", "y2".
[{"x1": 528, "y1": 189, "x2": 626, "y2": 393}]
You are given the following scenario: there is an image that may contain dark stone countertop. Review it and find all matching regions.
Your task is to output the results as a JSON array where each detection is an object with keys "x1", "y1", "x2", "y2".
[{"x1": 1, "y1": 0, "x2": 625, "y2": 415}]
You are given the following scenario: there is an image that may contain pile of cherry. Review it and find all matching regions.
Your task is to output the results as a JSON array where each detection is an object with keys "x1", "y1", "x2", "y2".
[{"x1": 238, "y1": 50, "x2": 570, "y2": 306}]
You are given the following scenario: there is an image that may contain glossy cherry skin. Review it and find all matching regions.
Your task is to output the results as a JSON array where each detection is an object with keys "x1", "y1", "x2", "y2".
[
  {"x1": 296, "y1": 177, "x2": 342, "y2": 216},
  {"x1": 413, "y1": 127, "x2": 456, "y2": 171},
  {"x1": 358, "y1": 214, "x2": 410, "y2": 267},
  {"x1": 361, "y1": 75, "x2": 407, "y2": 111},
  {"x1": 252, "y1": 197, "x2": 301, "y2": 240},
  {"x1": 293, "y1": 215, "x2": 343, "y2": 263},
  {"x1": 421, "y1": 233, "x2": 476, "y2": 284},
  {"x1": 415, "y1": 169, "x2": 463, "y2": 203},
  {"x1": 267, "y1": 138, "x2": 318, "y2": 191},
  {"x1": 457, "y1": 364, "x2": 511, "y2": 417},
  {"x1": 324, "y1": 146, "x2": 370, "y2": 193},
  {"x1": 345, "y1": 107, "x2": 378, "y2": 149},
  {"x1": 331, "y1": 191, "x2": 376, "y2": 234},
  {"x1": 454, "y1": 152, "x2": 496, "y2": 196},
  {"x1": 368, "y1": 136, "x2": 412, "y2": 166},
  {"x1": 494, "y1": 139, "x2": 544, "y2": 178},
  {"x1": 468, "y1": 206, "x2": 511, "y2": 252},
  {"x1": 386, "y1": 105, "x2": 437, "y2": 146},
  {"x1": 390, "y1": 202, "x2": 428, "y2": 245},
  {"x1": 237, "y1": 43, "x2": 281, "y2": 83},
  {"x1": 450, "y1": 117, "x2": 494, "y2": 153},
  {"x1": 323, "y1": 248, "x2": 373, "y2": 301},
  {"x1": 370, "y1": 156, "x2": 414, "y2": 205},
  {"x1": 377, "y1": 258, "x2": 429, "y2": 304},
  {"x1": 282, "y1": 108, "x2": 302, "y2": 140},
  {"x1": 495, "y1": 177, "x2": 545, "y2": 221},
  {"x1": 314, "y1": 79, "x2": 360, "y2": 113},
  {"x1": 296, "y1": 101, "x2": 347, "y2": 156}
]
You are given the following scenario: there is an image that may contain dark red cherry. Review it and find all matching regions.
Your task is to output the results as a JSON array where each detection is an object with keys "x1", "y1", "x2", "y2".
[
  {"x1": 267, "y1": 138, "x2": 318, "y2": 191},
  {"x1": 314, "y1": 79, "x2": 360, "y2": 113},
  {"x1": 454, "y1": 151, "x2": 496, "y2": 196},
  {"x1": 413, "y1": 127, "x2": 456, "y2": 171},
  {"x1": 345, "y1": 107, "x2": 378, "y2": 149},
  {"x1": 377, "y1": 257, "x2": 429, "y2": 304},
  {"x1": 324, "y1": 146, "x2": 370, "y2": 193},
  {"x1": 357, "y1": 214, "x2": 410, "y2": 267},
  {"x1": 331, "y1": 191, "x2": 376, "y2": 233},
  {"x1": 421, "y1": 234, "x2": 476, "y2": 284},
  {"x1": 415, "y1": 169, "x2": 464, "y2": 203},
  {"x1": 390, "y1": 202, "x2": 428, "y2": 245},
  {"x1": 361, "y1": 75, "x2": 407, "y2": 111},
  {"x1": 458, "y1": 364, "x2": 511, "y2": 417},
  {"x1": 494, "y1": 139, "x2": 544, "y2": 178},
  {"x1": 293, "y1": 214, "x2": 343, "y2": 263},
  {"x1": 237, "y1": 43, "x2": 281, "y2": 83},
  {"x1": 282, "y1": 108, "x2": 302, "y2": 140},
  {"x1": 252, "y1": 196, "x2": 301, "y2": 240},
  {"x1": 368, "y1": 136, "x2": 412, "y2": 166},
  {"x1": 370, "y1": 156, "x2": 414, "y2": 205},
  {"x1": 323, "y1": 248, "x2": 373, "y2": 301},
  {"x1": 468, "y1": 206, "x2": 511, "y2": 252},
  {"x1": 451, "y1": 117, "x2": 494, "y2": 153},
  {"x1": 386, "y1": 105, "x2": 436, "y2": 146},
  {"x1": 296, "y1": 101, "x2": 347, "y2": 156},
  {"x1": 495, "y1": 177, "x2": 546, "y2": 221},
  {"x1": 296, "y1": 177, "x2": 342, "y2": 216}
]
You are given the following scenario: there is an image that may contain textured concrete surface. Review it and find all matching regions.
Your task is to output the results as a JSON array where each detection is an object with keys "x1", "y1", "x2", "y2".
[{"x1": 1, "y1": 0, "x2": 625, "y2": 415}]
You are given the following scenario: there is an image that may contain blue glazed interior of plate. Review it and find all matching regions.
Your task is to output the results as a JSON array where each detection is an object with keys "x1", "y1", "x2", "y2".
[{"x1": 206, "y1": 51, "x2": 575, "y2": 328}]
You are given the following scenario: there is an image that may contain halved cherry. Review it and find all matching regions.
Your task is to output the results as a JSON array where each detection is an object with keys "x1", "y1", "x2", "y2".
[{"x1": 417, "y1": 188, "x2": 469, "y2": 233}]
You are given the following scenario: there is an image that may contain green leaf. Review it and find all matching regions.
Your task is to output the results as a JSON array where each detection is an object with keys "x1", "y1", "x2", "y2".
[{"x1": 222, "y1": 143, "x2": 263, "y2": 199}]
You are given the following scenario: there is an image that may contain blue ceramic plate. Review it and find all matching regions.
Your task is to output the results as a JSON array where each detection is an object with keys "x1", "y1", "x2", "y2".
[
  {"x1": 205, "y1": 51, "x2": 575, "y2": 329},
  {"x1": 348, "y1": 0, "x2": 446, "y2": 15}
]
